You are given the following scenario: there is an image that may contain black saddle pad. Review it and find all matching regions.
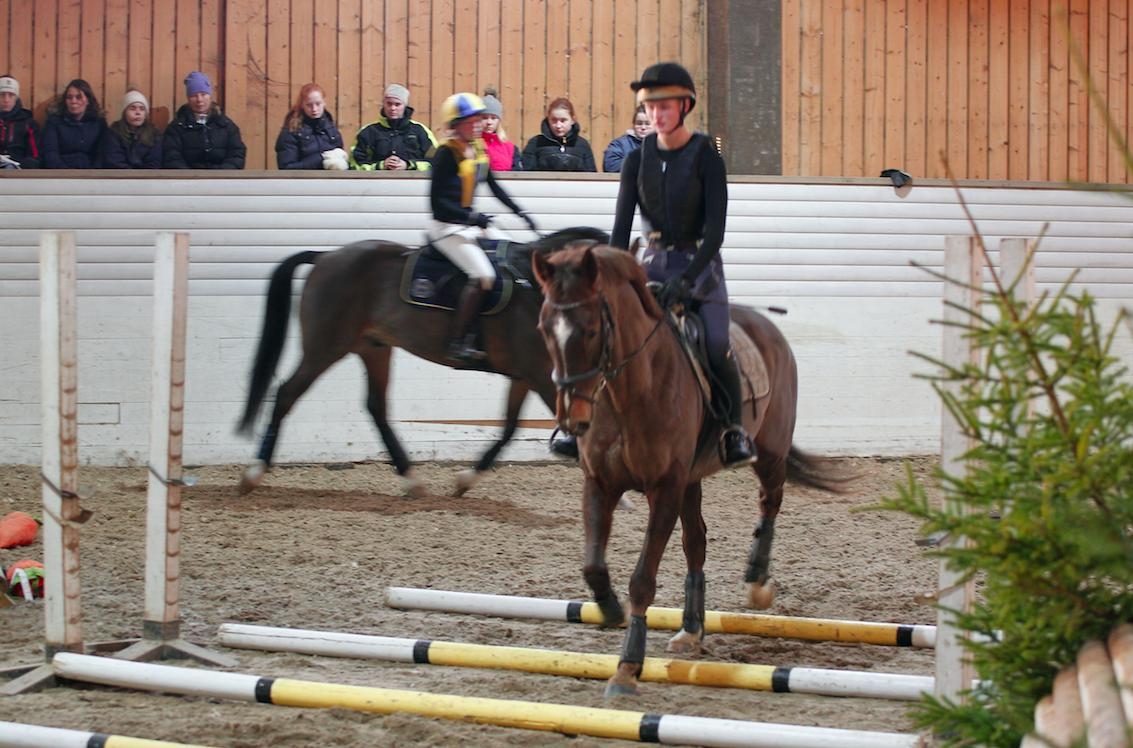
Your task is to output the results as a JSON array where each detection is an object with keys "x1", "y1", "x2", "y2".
[{"x1": 400, "y1": 239, "x2": 522, "y2": 314}]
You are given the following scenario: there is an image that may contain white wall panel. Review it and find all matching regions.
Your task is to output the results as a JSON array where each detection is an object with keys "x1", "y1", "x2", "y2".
[{"x1": 1, "y1": 173, "x2": 1130, "y2": 466}]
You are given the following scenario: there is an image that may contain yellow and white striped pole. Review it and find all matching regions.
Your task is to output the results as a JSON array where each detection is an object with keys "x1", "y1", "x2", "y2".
[
  {"x1": 386, "y1": 587, "x2": 937, "y2": 647},
  {"x1": 52, "y1": 653, "x2": 923, "y2": 748},
  {"x1": 0, "y1": 720, "x2": 217, "y2": 748}
]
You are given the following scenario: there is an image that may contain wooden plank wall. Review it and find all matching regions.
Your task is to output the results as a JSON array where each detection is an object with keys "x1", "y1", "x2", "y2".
[
  {"x1": 782, "y1": 0, "x2": 1133, "y2": 183},
  {"x1": 0, "y1": 0, "x2": 703, "y2": 170}
]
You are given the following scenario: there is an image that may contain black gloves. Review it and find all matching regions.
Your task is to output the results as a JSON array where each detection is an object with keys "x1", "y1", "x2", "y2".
[
  {"x1": 518, "y1": 211, "x2": 538, "y2": 233},
  {"x1": 472, "y1": 213, "x2": 493, "y2": 229},
  {"x1": 656, "y1": 275, "x2": 692, "y2": 308}
]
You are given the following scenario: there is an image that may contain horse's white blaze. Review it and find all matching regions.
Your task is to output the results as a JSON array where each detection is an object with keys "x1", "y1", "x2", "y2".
[{"x1": 552, "y1": 314, "x2": 573, "y2": 357}]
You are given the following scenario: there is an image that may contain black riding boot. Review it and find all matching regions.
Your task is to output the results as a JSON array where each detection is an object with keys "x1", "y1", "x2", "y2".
[
  {"x1": 550, "y1": 434, "x2": 579, "y2": 459},
  {"x1": 447, "y1": 282, "x2": 487, "y2": 363},
  {"x1": 718, "y1": 354, "x2": 754, "y2": 466}
]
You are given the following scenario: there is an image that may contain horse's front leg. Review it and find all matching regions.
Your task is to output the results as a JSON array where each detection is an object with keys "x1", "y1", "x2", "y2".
[
  {"x1": 581, "y1": 475, "x2": 624, "y2": 628},
  {"x1": 359, "y1": 344, "x2": 423, "y2": 498},
  {"x1": 668, "y1": 480, "x2": 707, "y2": 654},
  {"x1": 745, "y1": 456, "x2": 786, "y2": 609},
  {"x1": 454, "y1": 380, "x2": 529, "y2": 497},
  {"x1": 607, "y1": 478, "x2": 682, "y2": 697}
]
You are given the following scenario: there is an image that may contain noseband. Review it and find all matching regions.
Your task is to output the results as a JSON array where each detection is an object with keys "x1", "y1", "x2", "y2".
[{"x1": 547, "y1": 292, "x2": 665, "y2": 405}]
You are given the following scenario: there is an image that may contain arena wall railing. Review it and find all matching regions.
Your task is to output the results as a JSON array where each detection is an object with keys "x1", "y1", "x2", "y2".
[{"x1": 1, "y1": 172, "x2": 1130, "y2": 466}]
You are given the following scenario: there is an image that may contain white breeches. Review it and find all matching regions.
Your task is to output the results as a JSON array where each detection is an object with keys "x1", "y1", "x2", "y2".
[{"x1": 429, "y1": 221, "x2": 501, "y2": 285}]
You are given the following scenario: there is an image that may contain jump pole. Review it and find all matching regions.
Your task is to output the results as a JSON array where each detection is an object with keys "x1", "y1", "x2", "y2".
[
  {"x1": 1, "y1": 232, "x2": 85, "y2": 695},
  {"x1": 385, "y1": 587, "x2": 937, "y2": 647},
  {"x1": 51, "y1": 653, "x2": 924, "y2": 748},
  {"x1": 112, "y1": 233, "x2": 234, "y2": 667},
  {"x1": 218, "y1": 622, "x2": 935, "y2": 701},
  {"x1": 0, "y1": 720, "x2": 218, "y2": 748}
]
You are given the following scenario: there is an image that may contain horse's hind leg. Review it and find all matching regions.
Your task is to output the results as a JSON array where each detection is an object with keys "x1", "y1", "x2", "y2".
[
  {"x1": 668, "y1": 481, "x2": 707, "y2": 654},
  {"x1": 744, "y1": 454, "x2": 787, "y2": 609},
  {"x1": 358, "y1": 343, "x2": 424, "y2": 499},
  {"x1": 454, "y1": 379, "x2": 530, "y2": 497},
  {"x1": 240, "y1": 351, "x2": 342, "y2": 494}
]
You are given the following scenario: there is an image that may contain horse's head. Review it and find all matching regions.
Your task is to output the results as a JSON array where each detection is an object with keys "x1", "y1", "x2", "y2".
[{"x1": 532, "y1": 245, "x2": 608, "y2": 435}]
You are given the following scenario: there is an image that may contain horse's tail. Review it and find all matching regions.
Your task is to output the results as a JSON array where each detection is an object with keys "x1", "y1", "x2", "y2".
[
  {"x1": 786, "y1": 445, "x2": 859, "y2": 494},
  {"x1": 236, "y1": 250, "x2": 321, "y2": 435}
]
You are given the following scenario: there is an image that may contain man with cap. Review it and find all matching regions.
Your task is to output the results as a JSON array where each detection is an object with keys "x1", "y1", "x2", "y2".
[
  {"x1": 0, "y1": 75, "x2": 39, "y2": 168},
  {"x1": 163, "y1": 71, "x2": 247, "y2": 169},
  {"x1": 610, "y1": 61, "x2": 754, "y2": 467},
  {"x1": 351, "y1": 83, "x2": 437, "y2": 171}
]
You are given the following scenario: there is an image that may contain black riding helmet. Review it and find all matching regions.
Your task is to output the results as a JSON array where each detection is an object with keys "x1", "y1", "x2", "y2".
[{"x1": 630, "y1": 62, "x2": 696, "y2": 112}]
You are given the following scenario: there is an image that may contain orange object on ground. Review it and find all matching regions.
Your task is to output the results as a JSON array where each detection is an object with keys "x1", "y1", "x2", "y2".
[{"x1": 0, "y1": 511, "x2": 39, "y2": 548}]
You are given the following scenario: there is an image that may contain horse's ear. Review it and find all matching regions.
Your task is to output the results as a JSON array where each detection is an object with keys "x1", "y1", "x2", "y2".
[
  {"x1": 531, "y1": 250, "x2": 554, "y2": 289},
  {"x1": 581, "y1": 246, "x2": 600, "y2": 286}
]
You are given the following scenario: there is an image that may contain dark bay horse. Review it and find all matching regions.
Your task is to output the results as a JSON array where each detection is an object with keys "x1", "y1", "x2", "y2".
[
  {"x1": 532, "y1": 244, "x2": 849, "y2": 696},
  {"x1": 237, "y1": 228, "x2": 607, "y2": 497}
]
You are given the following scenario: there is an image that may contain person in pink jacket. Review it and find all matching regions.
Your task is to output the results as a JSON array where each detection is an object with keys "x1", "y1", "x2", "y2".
[{"x1": 480, "y1": 87, "x2": 521, "y2": 171}]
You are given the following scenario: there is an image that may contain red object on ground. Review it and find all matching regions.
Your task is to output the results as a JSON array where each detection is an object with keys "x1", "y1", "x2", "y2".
[
  {"x1": 0, "y1": 511, "x2": 39, "y2": 548},
  {"x1": 5, "y1": 559, "x2": 45, "y2": 598}
]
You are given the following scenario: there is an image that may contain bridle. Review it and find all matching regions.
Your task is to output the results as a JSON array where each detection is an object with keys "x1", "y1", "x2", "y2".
[{"x1": 546, "y1": 291, "x2": 665, "y2": 406}]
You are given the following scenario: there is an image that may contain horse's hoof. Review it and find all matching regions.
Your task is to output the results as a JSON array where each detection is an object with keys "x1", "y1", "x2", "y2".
[
  {"x1": 452, "y1": 468, "x2": 480, "y2": 497},
  {"x1": 666, "y1": 629, "x2": 703, "y2": 654},
  {"x1": 402, "y1": 471, "x2": 427, "y2": 499},
  {"x1": 238, "y1": 461, "x2": 267, "y2": 495},
  {"x1": 603, "y1": 678, "x2": 639, "y2": 698},
  {"x1": 746, "y1": 580, "x2": 775, "y2": 609}
]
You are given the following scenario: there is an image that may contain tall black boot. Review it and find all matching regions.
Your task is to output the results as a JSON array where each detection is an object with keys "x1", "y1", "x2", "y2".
[
  {"x1": 717, "y1": 353, "x2": 754, "y2": 466},
  {"x1": 447, "y1": 282, "x2": 486, "y2": 363}
]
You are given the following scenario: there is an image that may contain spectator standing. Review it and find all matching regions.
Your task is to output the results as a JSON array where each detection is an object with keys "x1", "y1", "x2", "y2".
[
  {"x1": 480, "y1": 87, "x2": 520, "y2": 171},
  {"x1": 351, "y1": 84, "x2": 437, "y2": 171},
  {"x1": 163, "y1": 71, "x2": 246, "y2": 169},
  {"x1": 603, "y1": 104, "x2": 652, "y2": 173},
  {"x1": 520, "y1": 97, "x2": 596, "y2": 172},
  {"x1": 275, "y1": 83, "x2": 348, "y2": 170},
  {"x1": 0, "y1": 75, "x2": 39, "y2": 168},
  {"x1": 41, "y1": 78, "x2": 107, "y2": 169},
  {"x1": 100, "y1": 89, "x2": 162, "y2": 169}
]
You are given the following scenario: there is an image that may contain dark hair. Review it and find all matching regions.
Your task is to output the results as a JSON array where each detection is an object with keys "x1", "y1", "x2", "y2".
[
  {"x1": 546, "y1": 97, "x2": 577, "y2": 122},
  {"x1": 632, "y1": 104, "x2": 648, "y2": 122},
  {"x1": 53, "y1": 78, "x2": 103, "y2": 120},
  {"x1": 286, "y1": 83, "x2": 326, "y2": 133}
]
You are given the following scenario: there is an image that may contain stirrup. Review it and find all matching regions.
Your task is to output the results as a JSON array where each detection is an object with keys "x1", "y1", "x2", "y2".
[
  {"x1": 447, "y1": 339, "x2": 486, "y2": 364},
  {"x1": 720, "y1": 427, "x2": 754, "y2": 466}
]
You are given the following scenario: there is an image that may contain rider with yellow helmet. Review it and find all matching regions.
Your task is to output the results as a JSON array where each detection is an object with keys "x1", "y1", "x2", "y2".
[
  {"x1": 611, "y1": 62, "x2": 753, "y2": 467},
  {"x1": 430, "y1": 92, "x2": 537, "y2": 363}
]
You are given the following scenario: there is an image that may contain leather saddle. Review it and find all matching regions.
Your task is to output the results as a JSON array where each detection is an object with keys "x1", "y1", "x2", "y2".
[
  {"x1": 675, "y1": 311, "x2": 770, "y2": 419},
  {"x1": 399, "y1": 238, "x2": 529, "y2": 314}
]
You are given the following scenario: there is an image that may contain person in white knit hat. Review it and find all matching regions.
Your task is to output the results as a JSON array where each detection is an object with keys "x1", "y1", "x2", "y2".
[
  {"x1": 0, "y1": 74, "x2": 40, "y2": 168},
  {"x1": 350, "y1": 83, "x2": 437, "y2": 170},
  {"x1": 100, "y1": 88, "x2": 163, "y2": 169}
]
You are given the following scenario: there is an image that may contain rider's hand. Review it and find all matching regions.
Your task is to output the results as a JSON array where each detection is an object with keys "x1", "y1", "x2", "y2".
[
  {"x1": 518, "y1": 211, "x2": 538, "y2": 233},
  {"x1": 656, "y1": 275, "x2": 691, "y2": 308},
  {"x1": 473, "y1": 213, "x2": 494, "y2": 229}
]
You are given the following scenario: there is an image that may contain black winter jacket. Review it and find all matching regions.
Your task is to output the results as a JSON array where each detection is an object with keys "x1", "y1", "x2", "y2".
[
  {"x1": 41, "y1": 110, "x2": 107, "y2": 169},
  {"x1": 0, "y1": 102, "x2": 40, "y2": 168},
  {"x1": 163, "y1": 104, "x2": 247, "y2": 169},
  {"x1": 350, "y1": 106, "x2": 436, "y2": 170},
  {"x1": 100, "y1": 125, "x2": 163, "y2": 169},
  {"x1": 275, "y1": 112, "x2": 345, "y2": 169},
  {"x1": 521, "y1": 120, "x2": 597, "y2": 172}
]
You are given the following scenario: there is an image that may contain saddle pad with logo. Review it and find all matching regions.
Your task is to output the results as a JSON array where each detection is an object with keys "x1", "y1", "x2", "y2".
[
  {"x1": 730, "y1": 321, "x2": 770, "y2": 401},
  {"x1": 399, "y1": 243, "x2": 513, "y2": 314}
]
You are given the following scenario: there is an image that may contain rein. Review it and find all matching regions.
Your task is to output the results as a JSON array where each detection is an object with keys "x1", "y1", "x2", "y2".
[{"x1": 548, "y1": 292, "x2": 666, "y2": 402}]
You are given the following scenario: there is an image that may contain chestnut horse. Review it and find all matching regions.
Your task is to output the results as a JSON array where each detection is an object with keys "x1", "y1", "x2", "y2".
[
  {"x1": 237, "y1": 228, "x2": 607, "y2": 497},
  {"x1": 532, "y1": 244, "x2": 848, "y2": 696}
]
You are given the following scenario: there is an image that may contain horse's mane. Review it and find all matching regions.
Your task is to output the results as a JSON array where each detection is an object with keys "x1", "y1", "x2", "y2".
[{"x1": 592, "y1": 247, "x2": 663, "y2": 320}]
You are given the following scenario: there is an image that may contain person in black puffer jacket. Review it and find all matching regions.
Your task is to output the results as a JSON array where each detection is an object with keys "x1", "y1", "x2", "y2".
[
  {"x1": 163, "y1": 71, "x2": 246, "y2": 169},
  {"x1": 275, "y1": 82, "x2": 348, "y2": 170},
  {"x1": 100, "y1": 89, "x2": 163, "y2": 169},
  {"x1": 0, "y1": 75, "x2": 40, "y2": 169},
  {"x1": 521, "y1": 97, "x2": 597, "y2": 172},
  {"x1": 41, "y1": 78, "x2": 107, "y2": 169}
]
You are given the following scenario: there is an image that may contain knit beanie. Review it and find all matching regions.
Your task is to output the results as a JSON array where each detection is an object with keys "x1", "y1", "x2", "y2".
[
  {"x1": 482, "y1": 92, "x2": 503, "y2": 118},
  {"x1": 384, "y1": 84, "x2": 409, "y2": 104},
  {"x1": 121, "y1": 89, "x2": 149, "y2": 115},
  {"x1": 184, "y1": 71, "x2": 212, "y2": 97},
  {"x1": 0, "y1": 76, "x2": 18, "y2": 97}
]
